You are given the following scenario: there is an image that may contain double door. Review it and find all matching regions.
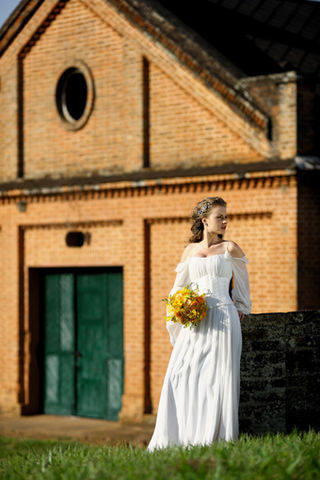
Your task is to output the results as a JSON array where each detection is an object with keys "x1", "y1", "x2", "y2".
[{"x1": 42, "y1": 269, "x2": 123, "y2": 420}]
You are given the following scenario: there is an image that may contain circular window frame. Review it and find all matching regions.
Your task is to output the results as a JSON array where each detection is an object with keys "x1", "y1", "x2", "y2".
[{"x1": 55, "y1": 60, "x2": 95, "y2": 131}]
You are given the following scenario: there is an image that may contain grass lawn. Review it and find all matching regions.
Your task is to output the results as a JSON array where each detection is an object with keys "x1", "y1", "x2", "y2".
[{"x1": 0, "y1": 430, "x2": 319, "y2": 479}]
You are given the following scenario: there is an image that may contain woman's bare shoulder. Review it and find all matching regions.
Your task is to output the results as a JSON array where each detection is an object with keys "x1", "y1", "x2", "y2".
[
  {"x1": 225, "y1": 240, "x2": 246, "y2": 258},
  {"x1": 180, "y1": 243, "x2": 195, "y2": 262}
]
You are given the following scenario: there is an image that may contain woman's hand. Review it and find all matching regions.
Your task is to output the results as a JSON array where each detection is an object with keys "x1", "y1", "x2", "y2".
[{"x1": 237, "y1": 310, "x2": 244, "y2": 321}]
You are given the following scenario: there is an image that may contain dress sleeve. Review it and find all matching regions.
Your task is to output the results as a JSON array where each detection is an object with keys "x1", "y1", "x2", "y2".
[
  {"x1": 231, "y1": 255, "x2": 252, "y2": 315},
  {"x1": 166, "y1": 260, "x2": 190, "y2": 347}
]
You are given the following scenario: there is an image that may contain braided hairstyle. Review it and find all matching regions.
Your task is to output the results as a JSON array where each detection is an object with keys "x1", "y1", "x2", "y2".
[{"x1": 189, "y1": 196, "x2": 227, "y2": 243}]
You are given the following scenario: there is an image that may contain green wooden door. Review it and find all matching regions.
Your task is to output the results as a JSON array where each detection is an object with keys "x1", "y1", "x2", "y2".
[
  {"x1": 43, "y1": 270, "x2": 123, "y2": 420},
  {"x1": 44, "y1": 274, "x2": 75, "y2": 415}
]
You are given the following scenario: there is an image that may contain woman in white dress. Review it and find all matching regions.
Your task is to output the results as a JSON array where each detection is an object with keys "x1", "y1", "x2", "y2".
[{"x1": 147, "y1": 196, "x2": 252, "y2": 452}]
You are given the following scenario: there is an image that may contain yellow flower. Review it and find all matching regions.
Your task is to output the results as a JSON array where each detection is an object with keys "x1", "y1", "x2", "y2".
[{"x1": 163, "y1": 284, "x2": 208, "y2": 328}]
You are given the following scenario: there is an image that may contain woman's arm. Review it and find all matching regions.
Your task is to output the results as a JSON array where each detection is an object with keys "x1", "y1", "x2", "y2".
[{"x1": 227, "y1": 241, "x2": 252, "y2": 318}]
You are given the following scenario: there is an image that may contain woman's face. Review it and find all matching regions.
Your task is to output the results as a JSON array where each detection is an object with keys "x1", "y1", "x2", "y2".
[{"x1": 203, "y1": 206, "x2": 228, "y2": 235}]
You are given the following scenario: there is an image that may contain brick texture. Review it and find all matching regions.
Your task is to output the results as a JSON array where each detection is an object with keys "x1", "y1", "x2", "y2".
[{"x1": 150, "y1": 64, "x2": 263, "y2": 169}]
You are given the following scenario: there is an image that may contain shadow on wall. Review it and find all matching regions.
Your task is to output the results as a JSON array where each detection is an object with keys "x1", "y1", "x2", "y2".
[
  {"x1": 297, "y1": 170, "x2": 320, "y2": 311},
  {"x1": 239, "y1": 310, "x2": 320, "y2": 435}
]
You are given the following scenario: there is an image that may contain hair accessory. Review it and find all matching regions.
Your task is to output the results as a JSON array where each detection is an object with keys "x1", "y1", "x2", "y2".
[{"x1": 198, "y1": 203, "x2": 210, "y2": 216}]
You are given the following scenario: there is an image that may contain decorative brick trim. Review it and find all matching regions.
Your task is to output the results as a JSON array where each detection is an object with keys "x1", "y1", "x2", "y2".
[
  {"x1": 0, "y1": 172, "x2": 296, "y2": 205},
  {"x1": 18, "y1": 0, "x2": 70, "y2": 60}
]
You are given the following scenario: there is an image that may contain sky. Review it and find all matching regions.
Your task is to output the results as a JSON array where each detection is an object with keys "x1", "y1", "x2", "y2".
[
  {"x1": 0, "y1": 0, "x2": 22, "y2": 28},
  {"x1": 1, "y1": 0, "x2": 320, "y2": 29}
]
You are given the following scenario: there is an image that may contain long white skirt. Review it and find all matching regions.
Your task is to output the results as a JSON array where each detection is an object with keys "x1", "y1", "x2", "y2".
[{"x1": 147, "y1": 303, "x2": 242, "y2": 452}]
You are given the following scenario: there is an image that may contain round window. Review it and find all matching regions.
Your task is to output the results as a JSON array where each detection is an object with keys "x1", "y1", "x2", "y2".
[{"x1": 55, "y1": 61, "x2": 94, "y2": 130}]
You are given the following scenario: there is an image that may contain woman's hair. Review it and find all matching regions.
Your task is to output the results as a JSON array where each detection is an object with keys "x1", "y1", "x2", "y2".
[{"x1": 189, "y1": 196, "x2": 227, "y2": 243}]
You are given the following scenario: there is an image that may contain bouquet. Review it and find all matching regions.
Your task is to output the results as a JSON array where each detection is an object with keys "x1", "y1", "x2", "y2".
[{"x1": 163, "y1": 284, "x2": 208, "y2": 328}]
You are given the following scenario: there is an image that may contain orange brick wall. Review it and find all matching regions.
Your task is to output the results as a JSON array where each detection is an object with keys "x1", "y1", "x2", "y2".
[
  {"x1": 0, "y1": 174, "x2": 298, "y2": 417},
  {"x1": 150, "y1": 64, "x2": 263, "y2": 168},
  {"x1": 23, "y1": 0, "x2": 127, "y2": 178},
  {"x1": 0, "y1": 205, "x2": 21, "y2": 416},
  {"x1": 150, "y1": 219, "x2": 189, "y2": 415},
  {"x1": 0, "y1": 62, "x2": 19, "y2": 180},
  {"x1": 241, "y1": 73, "x2": 297, "y2": 159}
]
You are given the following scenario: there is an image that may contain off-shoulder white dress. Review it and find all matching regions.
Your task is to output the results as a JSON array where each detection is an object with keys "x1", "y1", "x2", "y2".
[{"x1": 147, "y1": 243, "x2": 252, "y2": 452}]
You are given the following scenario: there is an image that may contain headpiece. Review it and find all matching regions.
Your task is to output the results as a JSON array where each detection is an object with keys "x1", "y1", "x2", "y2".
[{"x1": 198, "y1": 202, "x2": 211, "y2": 216}]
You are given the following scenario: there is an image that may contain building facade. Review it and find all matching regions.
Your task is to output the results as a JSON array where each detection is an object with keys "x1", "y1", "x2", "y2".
[{"x1": 0, "y1": 0, "x2": 319, "y2": 420}]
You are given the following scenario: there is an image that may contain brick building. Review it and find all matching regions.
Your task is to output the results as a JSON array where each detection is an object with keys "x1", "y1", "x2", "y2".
[{"x1": 0, "y1": 0, "x2": 319, "y2": 421}]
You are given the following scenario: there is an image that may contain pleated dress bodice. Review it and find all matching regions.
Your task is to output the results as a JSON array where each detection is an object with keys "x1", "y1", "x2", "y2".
[{"x1": 188, "y1": 252, "x2": 233, "y2": 309}]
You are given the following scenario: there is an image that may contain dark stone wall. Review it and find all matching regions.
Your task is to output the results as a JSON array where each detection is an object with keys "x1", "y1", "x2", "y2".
[{"x1": 240, "y1": 310, "x2": 320, "y2": 435}]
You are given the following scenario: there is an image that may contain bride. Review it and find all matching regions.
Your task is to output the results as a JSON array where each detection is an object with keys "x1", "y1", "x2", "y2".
[{"x1": 147, "y1": 196, "x2": 252, "y2": 452}]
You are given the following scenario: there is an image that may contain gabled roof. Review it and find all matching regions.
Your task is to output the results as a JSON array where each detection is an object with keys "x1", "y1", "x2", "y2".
[
  {"x1": 0, "y1": 0, "x2": 271, "y2": 133},
  {"x1": 2, "y1": 0, "x2": 319, "y2": 136}
]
